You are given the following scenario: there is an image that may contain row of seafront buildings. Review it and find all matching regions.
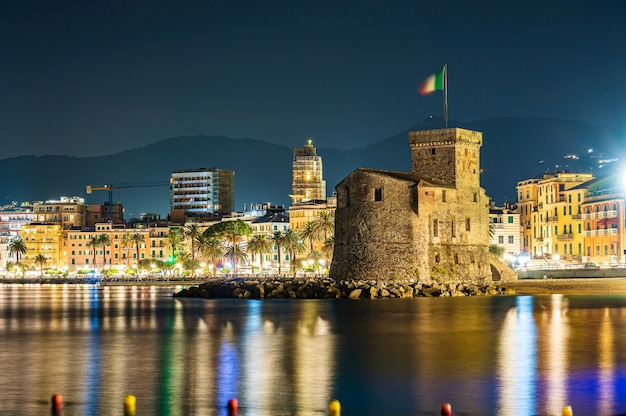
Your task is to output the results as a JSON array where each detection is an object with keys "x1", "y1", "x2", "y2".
[
  {"x1": 491, "y1": 170, "x2": 626, "y2": 268},
  {"x1": 1, "y1": 125, "x2": 624, "y2": 278},
  {"x1": 0, "y1": 139, "x2": 335, "y2": 276}
]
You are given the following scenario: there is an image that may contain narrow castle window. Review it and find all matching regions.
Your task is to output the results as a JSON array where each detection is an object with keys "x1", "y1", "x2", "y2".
[
  {"x1": 431, "y1": 148, "x2": 436, "y2": 155},
  {"x1": 451, "y1": 221, "x2": 455, "y2": 237},
  {"x1": 441, "y1": 190, "x2": 446, "y2": 202},
  {"x1": 473, "y1": 192, "x2": 478, "y2": 202},
  {"x1": 374, "y1": 188, "x2": 383, "y2": 201},
  {"x1": 433, "y1": 219, "x2": 438, "y2": 237},
  {"x1": 454, "y1": 254, "x2": 459, "y2": 264},
  {"x1": 466, "y1": 218, "x2": 471, "y2": 231}
]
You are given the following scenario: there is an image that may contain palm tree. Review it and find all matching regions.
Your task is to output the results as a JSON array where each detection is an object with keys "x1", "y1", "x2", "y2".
[
  {"x1": 205, "y1": 220, "x2": 252, "y2": 275},
  {"x1": 87, "y1": 235, "x2": 100, "y2": 269},
  {"x1": 182, "y1": 223, "x2": 202, "y2": 261},
  {"x1": 313, "y1": 211, "x2": 335, "y2": 243},
  {"x1": 322, "y1": 235, "x2": 334, "y2": 254},
  {"x1": 8, "y1": 237, "x2": 27, "y2": 264},
  {"x1": 197, "y1": 235, "x2": 224, "y2": 277},
  {"x1": 299, "y1": 221, "x2": 317, "y2": 252},
  {"x1": 167, "y1": 228, "x2": 182, "y2": 263},
  {"x1": 247, "y1": 234, "x2": 272, "y2": 274},
  {"x1": 271, "y1": 230, "x2": 287, "y2": 275},
  {"x1": 225, "y1": 243, "x2": 248, "y2": 273},
  {"x1": 307, "y1": 249, "x2": 324, "y2": 273},
  {"x1": 121, "y1": 232, "x2": 134, "y2": 267},
  {"x1": 128, "y1": 233, "x2": 146, "y2": 266},
  {"x1": 98, "y1": 233, "x2": 111, "y2": 269},
  {"x1": 34, "y1": 254, "x2": 47, "y2": 278},
  {"x1": 282, "y1": 229, "x2": 306, "y2": 275}
]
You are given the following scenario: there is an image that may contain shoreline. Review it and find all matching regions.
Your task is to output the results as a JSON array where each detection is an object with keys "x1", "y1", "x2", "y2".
[
  {"x1": 501, "y1": 278, "x2": 626, "y2": 295},
  {"x1": 2, "y1": 277, "x2": 626, "y2": 296}
]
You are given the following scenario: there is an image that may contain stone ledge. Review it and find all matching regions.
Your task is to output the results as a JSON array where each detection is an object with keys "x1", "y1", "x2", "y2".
[{"x1": 173, "y1": 277, "x2": 514, "y2": 299}]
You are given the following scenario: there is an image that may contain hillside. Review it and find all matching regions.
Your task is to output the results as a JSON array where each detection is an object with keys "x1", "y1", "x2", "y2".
[{"x1": 0, "y1": 117, "x2": 622, "y2": 217}]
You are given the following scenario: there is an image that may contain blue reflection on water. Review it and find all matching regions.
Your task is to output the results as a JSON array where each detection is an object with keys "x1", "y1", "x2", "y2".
[{"x1": 85, "y1": 285, "x2": 101, "y2": 416}]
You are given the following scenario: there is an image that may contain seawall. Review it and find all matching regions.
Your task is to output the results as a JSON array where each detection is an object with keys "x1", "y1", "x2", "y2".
[{"x1": 173, "y1": 277, "x2": 514, "y2": 299}]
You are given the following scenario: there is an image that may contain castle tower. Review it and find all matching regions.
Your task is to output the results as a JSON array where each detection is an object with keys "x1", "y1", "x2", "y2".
[
  {"x1": 408, "y1": 128, "x2": 482, "y2": 191},
  {"x1": 290, "y1": 139, "x2": 326, "y2": 205}
]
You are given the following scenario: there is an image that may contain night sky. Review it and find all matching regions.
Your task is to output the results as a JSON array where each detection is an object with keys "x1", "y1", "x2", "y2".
[{"x1": 1, "y1": 1, "x2": 625, "y2": 159}]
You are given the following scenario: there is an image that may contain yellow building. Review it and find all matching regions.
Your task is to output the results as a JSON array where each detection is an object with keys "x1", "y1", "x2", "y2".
[
  {"x1": 21, "y1": 223, "x2": 64, "y2": 271},
  {"x1": 288, "y1": 195, "x2": 336, "y2": 257},
  {"x1": 64, "y1": 223, "x2": 168, "y2": 272},
  {"x1": 517, "y1": 172, "x2": 593, "y2": 259},
  {"x1": 579, "y1": 173, "x2": 626, "y2": 265}
]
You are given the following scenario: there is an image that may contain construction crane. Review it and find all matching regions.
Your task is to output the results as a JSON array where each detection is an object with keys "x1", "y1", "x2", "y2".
[{"x1": 86, "y1": 181, "x2": 170, "y2": 221}]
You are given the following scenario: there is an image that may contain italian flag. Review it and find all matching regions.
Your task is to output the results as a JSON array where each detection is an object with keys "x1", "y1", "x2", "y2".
[{"x1": 419, "y1": 66, "x2": 445, "y2": 95}]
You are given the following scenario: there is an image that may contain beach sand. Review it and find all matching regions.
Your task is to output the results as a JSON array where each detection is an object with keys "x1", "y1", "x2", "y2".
[{"x1": 501, "y1": 278, "x2": 626, "y2": 295}]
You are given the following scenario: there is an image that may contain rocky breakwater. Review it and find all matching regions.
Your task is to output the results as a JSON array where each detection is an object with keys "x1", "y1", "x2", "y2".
[{"x1": 173, "y1": 277, "x2": 515, "y2": 299}]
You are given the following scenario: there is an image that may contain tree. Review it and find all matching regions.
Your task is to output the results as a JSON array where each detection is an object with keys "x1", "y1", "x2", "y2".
[
  {"x1": 247, "y1": 234, "x2": 272, "y2": 274},
  {"x1": 34, "y1": 254, "x2": 47, "y2": 277},
  {"x1": 307, "y1": 249, "x2": 324, "y2": 273},
  {"x1": 271, "y1": 230, "x2": 287, "y2": 275},
  {"x1": 8, "y1": 238, "x2": 27, "y2": 264},
  {"x1": 298, "y1": 221, "x2": 317, "y2": 252},
  {"x1": 225, "y1": 243, "x2": 248, "y2": 272},
  {"x1": 182, "y1": 223, "x2": 202, "y2": 261},
  {"x1": 98, "y1": 233, "x2": 111, "y2": 269},
  {"x1": 121, "y1": 233, "x2": 134, "y2": 267},
  {"x1": 167, "y1": 228, "x2": 182, "y2": 263},
  {"x1": 127, "y1": 233, "x2": 146, "y2": 267},
  {"x1": 204, "y1": 220, "x2": 252, "y2": 275},
  {"x1": 87, "y1": 235, "x2": 99, "y2": 269},
  {"x1": 313, "y1": 211, "x2": 335, "y2": 243},
  {"x1": 282, "y1": 229, "x2": 306, "y2": 275},
  {"x1": 322, "y1": 237, "x2": 334, "y2": 261},
  {"x1": 197, "y1": 235, "x2": 224, "y2": 277}
]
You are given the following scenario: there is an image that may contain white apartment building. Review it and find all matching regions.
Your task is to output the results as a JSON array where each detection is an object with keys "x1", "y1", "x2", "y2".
[
  {"x1": 170, "y1": 168, "x2": 235, "y2": 215},
  {"x1": 489, "y1": 203, "x2": 521, "y2": 263}
]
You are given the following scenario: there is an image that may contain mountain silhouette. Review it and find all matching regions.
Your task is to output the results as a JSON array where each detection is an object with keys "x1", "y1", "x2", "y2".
[{"x1": 0, "y1": 117, "x2": 622, "y2": 218}]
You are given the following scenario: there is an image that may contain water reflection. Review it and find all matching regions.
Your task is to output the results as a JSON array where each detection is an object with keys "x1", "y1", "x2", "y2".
[
  {"x1": 497, "y1": 296, "x2": 537, "y2": 415},
  {"x1": 2, "y1": 284, "x2": 626, "y2": 415}
]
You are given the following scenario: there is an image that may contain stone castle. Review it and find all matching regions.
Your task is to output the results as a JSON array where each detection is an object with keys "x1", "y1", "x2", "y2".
[{"x1": 329, "y1": 127, "x2": 515, "y2": 283}]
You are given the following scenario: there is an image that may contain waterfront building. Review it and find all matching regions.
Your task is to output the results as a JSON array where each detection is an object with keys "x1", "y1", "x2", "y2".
[
  {"x1": 288, "y1": 195, "x2": 336, "y2": 257},
  {"x1": 64, "y1": 223, "x2": 167, "y2": 272},
  {"x1": 170, "y1": 168, "x2": 235, "y2": 216},
  {"x1": 21, "y1": 222, "x2": 64, "y2": 271},
  {"x1": 578, "y1": 173, "x2": 626, "y2": 265},
  {"x1": 290, "y1": 139, "x2": 326, "y2": 205},
  {"x1": 32, "y1": 196, "x2": 86, "y2": 229},
  {"x1": 331, "y1": 128, "x2": 514, "y2": 282},
  {"x1": 489, "y1": 202, "x2": 521, "y2": 262},
  {"x1": 251, "y1": 208, "x2": 290, "y2": 272},
  {"x1": 0, "y1": 202, "x2": 36, "y2": 236},
  {"x1": 516, "y1": 172, "x2": 594, "y2": 259}
]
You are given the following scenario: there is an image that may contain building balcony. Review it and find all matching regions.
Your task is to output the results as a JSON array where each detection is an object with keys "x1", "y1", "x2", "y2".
[
  {"x1": 556, "y1": 233, "x2": 573, "y2": 241},
  {"x1": 547, "y1": 216, "x2": 558, "y2": 222},
  {"x1": 581, "y1": 210, "x2": 618, "y2": 220},
  {"x1": 583, "y1": 229, "x2": 619, "y2": 237}
]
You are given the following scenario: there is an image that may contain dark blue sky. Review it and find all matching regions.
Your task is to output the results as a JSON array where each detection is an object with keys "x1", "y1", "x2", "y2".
[{"x1": 1, "y1": 0, "x2": 624, "y2": 158}]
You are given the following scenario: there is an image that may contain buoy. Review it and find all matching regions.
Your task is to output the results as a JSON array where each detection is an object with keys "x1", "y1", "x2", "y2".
[
  {"x1": 124, "y1": 395, "x2": 136, "y2": 416},
  {"x1": 329, "y1": 399, "x2": 341, "y2": 415},
  {"x1": 441, "y1": 402, "x2": 452, "y2": 416},
  {"x1": 227, "y1": 398, "x2": 238, "y2": 416},
  {"x1": 562, "y1": 405, "x2": 573, "y2": 416},
  {"x1": 51, "y1": 394, "x2": 63, "y2": 415}
]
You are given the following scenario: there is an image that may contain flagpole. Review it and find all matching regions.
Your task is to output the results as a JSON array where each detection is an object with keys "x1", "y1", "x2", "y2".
[{"x1": 444, "y1": 63, "x2": 448, "y2": 128}]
